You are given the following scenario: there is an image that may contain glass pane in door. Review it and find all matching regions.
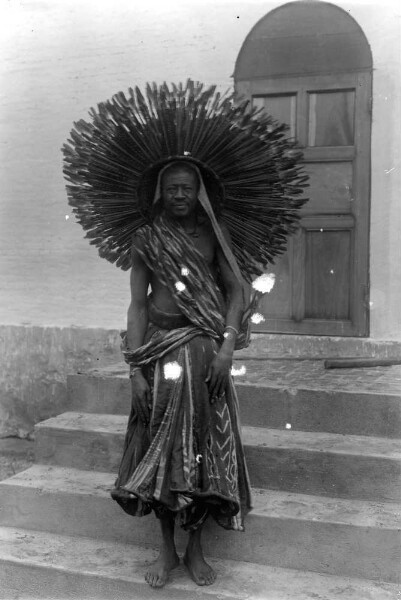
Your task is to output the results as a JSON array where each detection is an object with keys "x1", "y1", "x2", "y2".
[
  {"x1": 253, "y1": 94, "x2": 297, "y2": 138},
  {"x1": 308, "y1": 90, "x2": 355, "y2": 147}
]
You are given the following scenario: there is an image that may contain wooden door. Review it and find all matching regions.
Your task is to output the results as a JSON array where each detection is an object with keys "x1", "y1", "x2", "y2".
[{"x1": 237, "y1": 72, "x2": 371, "y2": 336}]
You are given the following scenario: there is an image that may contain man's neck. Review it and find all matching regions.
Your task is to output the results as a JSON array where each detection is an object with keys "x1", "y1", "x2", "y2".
[
  {"x1": 174, "y1": 214, "x2": 198, "y2": 234},
  {"x1": 160, "y1": 210, "x2": 199, "y2": 235}
]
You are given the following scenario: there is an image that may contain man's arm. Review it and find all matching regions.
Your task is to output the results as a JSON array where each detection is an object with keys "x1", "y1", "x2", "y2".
[
  {"x1": 206, "y1": 222, "x2": 245, "y2": 399},
  {"x1": 126, "y1": 240, "x2": 151, "y2": 352},
  {"x1": 126, "y1": 237, "x2": 152, "y2": 424},
  {"x1": 216, "y1": 222, "x2": 244, "y2": 356}
]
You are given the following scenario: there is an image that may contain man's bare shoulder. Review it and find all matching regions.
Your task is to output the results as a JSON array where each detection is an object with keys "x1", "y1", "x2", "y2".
[
  {"x1": 199, "y1": 217, "x2": 229, "y2": 237},
  {"x1": 132, "y1": 225, "x2": 151, "y2": 253}
]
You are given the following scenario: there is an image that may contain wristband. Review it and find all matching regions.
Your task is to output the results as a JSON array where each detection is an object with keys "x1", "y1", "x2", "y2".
[
  {"x1": 224, "y1": 325, "x2": 239, "y2": 337},
  {"x1": 129, "y1": 365, "x2": 142, "y2": 378}
]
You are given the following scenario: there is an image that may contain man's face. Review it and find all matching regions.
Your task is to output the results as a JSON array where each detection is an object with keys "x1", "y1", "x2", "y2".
[{"x1": 161, "y1": 168, "x2": 199, "y2": 219}]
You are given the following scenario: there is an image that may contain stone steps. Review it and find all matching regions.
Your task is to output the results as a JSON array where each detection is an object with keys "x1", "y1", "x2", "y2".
[
  {"x1": 2, "y1": 361, "x2": 400, "y2": 596},
  {"x1": 1, "y1": 526, "x2": 398, "y2": 600},
  {"x1": 1, "y1": 464, "x2": 400, "y2": 582},
  {"x1": 67, "y1": 365, "x2": 401, "y2": 438},
  {"x1": 34, "y1": 411, "x2": 401, "y2": 502}
]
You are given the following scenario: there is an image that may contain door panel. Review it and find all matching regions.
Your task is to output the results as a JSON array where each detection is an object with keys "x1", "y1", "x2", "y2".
[
  {"x1": 305, "y1": 229, "x2": 351, "y2": 320},
  {"x1": 236, "y1": 72, "x2": 370, "y2": 336},
  {"x1": 304, "y1": 162, "x2": 353, "y2": 213}
]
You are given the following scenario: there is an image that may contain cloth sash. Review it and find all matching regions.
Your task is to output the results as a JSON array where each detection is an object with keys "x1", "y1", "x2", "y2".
[{"x1": 122, "y1": 212, "x2": 250, "y2": 366}]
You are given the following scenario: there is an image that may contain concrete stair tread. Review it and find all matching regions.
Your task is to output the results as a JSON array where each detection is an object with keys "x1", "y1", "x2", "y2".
[
  {"x1": 36, "y1": 411, "x2": 401, "y2": 460},
  {"x1": 0, "y1": 526, "x2": 397, "y2": 600},
  {"x1": 84, "y1": 361, "x2": 401, "y2": 396},
  {"x1": 4, "y1": 464, "x2": 401, "y2": 530},
  {"x1": 68, "y1": 371, "x2": 401, "y2": 438}
]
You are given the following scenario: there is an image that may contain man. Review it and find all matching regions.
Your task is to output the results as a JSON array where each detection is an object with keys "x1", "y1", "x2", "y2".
[{"x1": 111, "y1": 160, "x2": 252, "y2": 588}]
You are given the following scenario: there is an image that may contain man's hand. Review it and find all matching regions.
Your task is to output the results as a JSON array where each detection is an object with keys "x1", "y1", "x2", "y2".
[
  {"x1": 205, "y1": 350, "x2": 232, "y2": 402},
  {"x1": 131, "y1": 371, "x2": 151, "y2": 425}
]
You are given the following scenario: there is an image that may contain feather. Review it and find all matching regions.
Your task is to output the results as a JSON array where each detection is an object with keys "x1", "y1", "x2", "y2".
[{"x1": 62, "y1": 80, "x2": 308, "y2": 277}]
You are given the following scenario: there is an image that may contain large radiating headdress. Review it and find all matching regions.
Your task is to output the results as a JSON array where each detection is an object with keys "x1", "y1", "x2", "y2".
[{"x1": 62, "y1": 80, "x2": 308, "y2": 281}]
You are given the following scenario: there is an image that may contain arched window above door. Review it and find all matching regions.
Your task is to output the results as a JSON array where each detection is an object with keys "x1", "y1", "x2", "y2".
[{"x1": 234, "y1": 0, "x2": 372, "y2": 80}]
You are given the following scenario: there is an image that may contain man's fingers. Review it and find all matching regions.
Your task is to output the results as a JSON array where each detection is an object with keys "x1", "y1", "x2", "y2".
[
  {"x1": 142, "y1": 391, "x2": 151, "y2": 423},
  {"x1": 135, "y1": 402, "x2": 145, "y2": 423},
  {"x1": 141, "y1": 406, "x2": 149, "y2": 425},
  {"x1": 132, "y1": 394, "x2": 149, "y2": 425},
  {"x1": 209, "y1": 374, "x2": 220, "y2": 401},
  {"x1": 145, "y1": 387, "x2": 152, "y2": 411},
  {"x1": 216, "y1": 378, "x2": 226, "y2": 399}
]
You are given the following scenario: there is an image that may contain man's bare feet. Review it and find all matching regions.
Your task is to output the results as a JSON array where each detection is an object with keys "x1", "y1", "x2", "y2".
[
  {"x1": 145, "y1": 547, "x2": 180, "y2": 588},
  {"x1": 183, "y1": 544, "x2": 216, "y2": 586}
]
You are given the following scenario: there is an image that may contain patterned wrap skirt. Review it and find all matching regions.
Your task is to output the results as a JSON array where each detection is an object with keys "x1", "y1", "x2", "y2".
[{"x1": 111, "y1": 303, "x2": 252, "y2": 531}]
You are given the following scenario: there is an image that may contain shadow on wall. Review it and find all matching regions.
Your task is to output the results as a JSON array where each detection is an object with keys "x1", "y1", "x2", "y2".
[{"x1": 0, "y1": 325, "x2": 123, "y2": 439}]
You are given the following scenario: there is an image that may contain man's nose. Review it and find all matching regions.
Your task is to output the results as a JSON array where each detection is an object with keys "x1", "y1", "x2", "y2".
[{"x1": 174, "y1": 187, "x2": 185, "y2": 199}]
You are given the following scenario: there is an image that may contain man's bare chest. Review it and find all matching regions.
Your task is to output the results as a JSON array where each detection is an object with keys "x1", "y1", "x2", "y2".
[{"x1": 188, "y1": 228, "x2": 216, "y2": 265}]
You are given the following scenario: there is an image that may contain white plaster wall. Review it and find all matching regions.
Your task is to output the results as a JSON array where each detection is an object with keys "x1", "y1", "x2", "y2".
[
  {"x1": 0, "y1": 0, "x2": 399, "y2": 338},
  {"x1": 0, "y1": 0, "x2": 272, "y2": 330},
  {"x1": 354, "y1": 4, "x2": 401, "y2": 339}
]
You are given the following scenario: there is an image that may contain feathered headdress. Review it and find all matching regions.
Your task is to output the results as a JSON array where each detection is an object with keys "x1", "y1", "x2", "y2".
[{"x1": 62, "y1": 80, "x2": 308, "y2": 281}]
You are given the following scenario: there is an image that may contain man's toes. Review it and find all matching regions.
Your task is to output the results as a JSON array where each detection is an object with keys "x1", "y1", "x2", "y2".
[
  {"x1": 204, "y1": 568, "x2": 216, "y2": 585},
  {"x1": 156, "y1": 577, "x2": 164, "y2": 588}
]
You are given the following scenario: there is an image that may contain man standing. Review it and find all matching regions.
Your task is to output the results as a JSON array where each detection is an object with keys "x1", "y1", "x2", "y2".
[
  {"x1": 63, "y1": 79, "x2": 307, "y2": 592},
  {"x1": 111, "y1": 160, "x2": 252, "y2": 588}
]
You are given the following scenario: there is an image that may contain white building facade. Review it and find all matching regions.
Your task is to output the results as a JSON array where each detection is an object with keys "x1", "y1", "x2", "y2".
[{"x1": 1, "y1": 0, "x2": 400, "y2": 340}]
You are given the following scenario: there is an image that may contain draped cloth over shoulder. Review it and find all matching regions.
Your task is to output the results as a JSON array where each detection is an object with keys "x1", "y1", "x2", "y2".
[{"x1": 111, "y1": 213, "x2": 252, "y2": 531}]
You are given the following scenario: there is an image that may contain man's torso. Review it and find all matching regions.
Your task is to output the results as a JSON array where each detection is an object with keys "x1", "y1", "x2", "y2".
[{"x1": 150, "y1": 220, "x2": 218, "y2": 314}]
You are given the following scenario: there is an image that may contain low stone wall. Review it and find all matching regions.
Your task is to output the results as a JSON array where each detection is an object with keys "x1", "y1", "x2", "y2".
[{"x1": 0, "y1": 325, "x2": 122, "y2": 439}]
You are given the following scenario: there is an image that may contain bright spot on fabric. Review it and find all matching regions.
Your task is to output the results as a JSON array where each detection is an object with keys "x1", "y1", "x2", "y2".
[
  {"x1": 231, "y1": 365, "x2": 246, "y2": 377},
  {"x1": 251, "y1": 312, "x2": 265, "y2": 324},
  {"x1": 286, "y1": 423, "x2": 292, "y2": 430},
  {"x1": 164, "y1": 362, "x2": 183, "y2": 380},
  {"x1": 174, "y1": 281, "x2": 186, "y2": 292},
  {"x1": 330, "y1": 269, "x2": 334, "y2": 274},
  {"x1": 181, "y1": 267, "x2": 189, "y2": 277},
  {"x1": 252, "y1": 273, "x2": 276, "y2": 294}
]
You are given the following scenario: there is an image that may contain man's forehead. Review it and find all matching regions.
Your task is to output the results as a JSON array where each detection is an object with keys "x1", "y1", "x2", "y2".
[{"x1": 162, "y1": 168, "x2": 198, "y2": 184}]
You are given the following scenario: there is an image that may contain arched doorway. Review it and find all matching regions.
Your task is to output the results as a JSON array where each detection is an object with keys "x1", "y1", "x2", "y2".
[{"x1": 234, "y1": 1, "x2": 372, "y2": 336}]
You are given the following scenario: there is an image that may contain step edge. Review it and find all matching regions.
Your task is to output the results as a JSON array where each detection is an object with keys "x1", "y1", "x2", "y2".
[
  {"x1": 0, "y1": 525, "x2": 398, "y2": 594},
  {"x1": 2, "y1": 465, "x2": 401, "y2": 530},
  {"x1": 35, "y1": 412, "x2": 401, "y2": 459},
  {"x1": 0, "y1": 528, "x2": 239, "y2": 599},
  {"x1": 68, "y1": 371, "x2": 401, "y2": 398}
]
